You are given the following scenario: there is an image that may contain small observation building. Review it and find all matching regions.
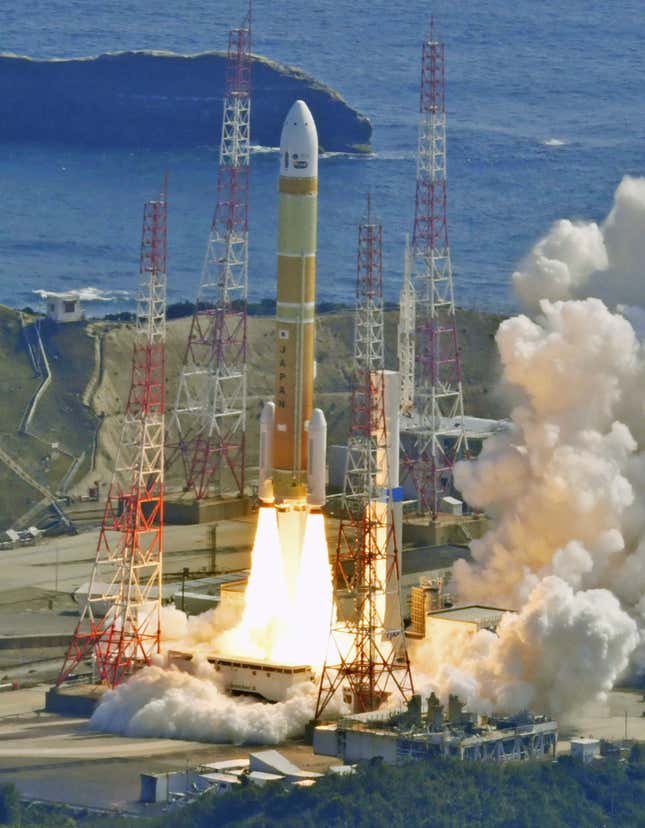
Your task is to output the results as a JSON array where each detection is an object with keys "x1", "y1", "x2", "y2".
[{"x1": 42, "y1": 291, "x2": 84, "y2": 323}]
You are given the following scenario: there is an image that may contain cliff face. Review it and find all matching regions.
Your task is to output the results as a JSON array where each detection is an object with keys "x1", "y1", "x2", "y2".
[{"x1": 0, "y1": 51, "x2": 372, "y2": 153}]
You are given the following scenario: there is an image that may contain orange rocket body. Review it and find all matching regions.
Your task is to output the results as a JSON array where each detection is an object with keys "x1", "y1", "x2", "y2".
[
  {"x1": 272, "y1": 100, "x2": 319, "y2": 504},
  {"x1": 257, "y1": 100, "x2": 326, "y2": 511}
]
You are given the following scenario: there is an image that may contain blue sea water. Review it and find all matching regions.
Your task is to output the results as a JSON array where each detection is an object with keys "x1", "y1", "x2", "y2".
[{"x1": 1, "y1": 0, "x2": 644, "y2": 315}]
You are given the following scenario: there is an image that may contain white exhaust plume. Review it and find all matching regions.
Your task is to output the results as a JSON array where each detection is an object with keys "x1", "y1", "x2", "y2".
[
  {"x1": 512, "y1": 220, "x2": 607, "y2": 310},
  {"x1": 91, "y1": 657, "x2": 318, "y2": 744},
  {"x1": 410, "y1": 180, "x2": 645, "y2": 717},
  {"x1": 410, "y1": 576, "x2": 638, "y2": 717},
  {"x1": 409, "y1": 295, "x2": 645, "y2": 716},
  {"x1": 513, "y1": 176, "x2": 645, "y2": 311}
]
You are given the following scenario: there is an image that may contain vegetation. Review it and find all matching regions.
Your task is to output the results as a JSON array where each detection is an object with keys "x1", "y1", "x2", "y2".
[
  {"x1": 0, "y1": 305, "x2": 47, "y2": 520},
  {"x1": 0, "y1": 302, "x2": 505, "y2": 529},
  {"x1": 2, "y1": 748, "x2": 645, "y2": 827}
]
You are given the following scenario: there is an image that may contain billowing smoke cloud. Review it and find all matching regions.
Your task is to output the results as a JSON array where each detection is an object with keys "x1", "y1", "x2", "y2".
[
  {"x1": 414, "y1": 266, "x2": 645, "y2": 716},
  {"x1": 512, "y1": 220, "x2": 607, "y2": 310},
  {"x1": 513, "y1": 176, "x2": 645, "y2": 310},
  {"x1": 410, "y1": 576, "x2": 639, "y2": 717},
  {"x1": 91, "y1": 657, "x2": 318, "y2": 745}
]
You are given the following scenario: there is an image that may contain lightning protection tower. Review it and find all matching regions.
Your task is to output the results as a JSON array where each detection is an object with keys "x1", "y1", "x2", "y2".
[
  {"x1": 169, "y1": 2, "x2": 251, "y2": 499},
  {"x1": 398, "y1": 235, "x2": 415, "y2": 415},
  {"x1": 316, "y1": 196, "x2": 414, "y2": 718},
  {"x1": 57, "y1": 180, "x2": 167, "y2": 688},
  {"x1": 405, "y1": 20, "x2": 468, "y2": 516}
]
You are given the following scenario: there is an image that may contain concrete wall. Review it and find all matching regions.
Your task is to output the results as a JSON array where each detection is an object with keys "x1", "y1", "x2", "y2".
[
  {"x1": 342, "y1": 729, "x2": 399, "y2": 764},
  {"x1": 164, "y1": 495, "x2": 251, "y2": 525}
]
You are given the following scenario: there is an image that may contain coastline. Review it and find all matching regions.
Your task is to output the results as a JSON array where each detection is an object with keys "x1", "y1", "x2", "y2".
[{"x1": 0, "y1": 50, "x2": 372, "y2": 153}]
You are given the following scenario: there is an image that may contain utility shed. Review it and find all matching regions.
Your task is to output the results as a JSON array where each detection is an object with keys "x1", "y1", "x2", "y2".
[
  {"x1": 248, "y1": 771, "x2": 283, "y2": 787},
  {"x1": 250, "y1": 750, "x2": 303, "y2": 777},
  {"x1": 571, "y1": 738, "x2": 600, "y2": 763},
  {"x1": 200, "y1": 758, "x2": 249, "y2": 774},
  {"x1": 42, "y1": 291, "x2": 84, "y2": 323},
  {"x1": 198, "y1": 772, "x2": 241, "y2": 793},
  {"x1": 140, "y1": 773, "x2": 168, "y2": 803},
  {"x1": 441, "y1": 496, "x2": 463, "y2": 515}
]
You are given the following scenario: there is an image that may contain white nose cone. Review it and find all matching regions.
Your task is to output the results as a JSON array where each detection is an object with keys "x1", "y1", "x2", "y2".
[{"x1": 280, "y1": 100, "x2": 318, "y2": 179}]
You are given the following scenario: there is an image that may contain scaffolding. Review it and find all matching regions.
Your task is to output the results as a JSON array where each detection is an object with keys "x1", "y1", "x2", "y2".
[{"x1": 57, "y1": 180, "x2": 167, "y2": 687}]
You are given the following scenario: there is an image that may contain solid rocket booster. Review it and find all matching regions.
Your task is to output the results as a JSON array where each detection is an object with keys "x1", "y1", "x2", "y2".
[
  {"x1": 258, "y1": 401, "x2": 275, "y2": 504},
  {"x1": 307, "y1": 407, "x2": 326, "y2": 508},
  {"x1": 258, "y1": 100, "x2": 327, "y2": 508}
]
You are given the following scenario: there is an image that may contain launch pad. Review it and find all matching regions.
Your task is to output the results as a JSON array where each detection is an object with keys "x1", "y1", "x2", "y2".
[{"x1": 167, "y1": 650, "x2": 315, "y2": 703}]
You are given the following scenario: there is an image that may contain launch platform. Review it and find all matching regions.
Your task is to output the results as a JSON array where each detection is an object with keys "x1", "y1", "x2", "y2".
[{"x1": 167, "y1": 650, "x2": 315, "y2": 703}]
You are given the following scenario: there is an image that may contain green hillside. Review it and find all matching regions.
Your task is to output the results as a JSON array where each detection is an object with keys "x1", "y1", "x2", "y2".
[{"x1": 0, "y1": 306, "x2": 507, "y2": 530}]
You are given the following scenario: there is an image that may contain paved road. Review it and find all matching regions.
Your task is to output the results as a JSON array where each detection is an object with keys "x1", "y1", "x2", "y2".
[
  {"x1": 0, "y1": 517, "x2": 257, "y2": 606},
  {"x1": 0, "y1": 686, "x2": 335, "y2": 812}
]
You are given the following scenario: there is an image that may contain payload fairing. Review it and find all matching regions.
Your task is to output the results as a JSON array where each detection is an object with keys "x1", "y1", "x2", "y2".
[{"x1": 259, "y1": 100, "x2": 327, "y2": 512}]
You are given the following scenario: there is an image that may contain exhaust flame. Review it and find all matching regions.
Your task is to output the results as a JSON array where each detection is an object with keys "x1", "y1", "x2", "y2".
[
  {"x1": 291, "y1": 511, "x2": 334, "y2": 667},
  {"x1": 217, "y1": 505, "x2": 290, "y2": 661},
  {"x1": 217, "y1": 505, "x2": 333, "y2": 669},
  {"x1": 90, "y1": 503, "x2": 337, "y2": 743}
]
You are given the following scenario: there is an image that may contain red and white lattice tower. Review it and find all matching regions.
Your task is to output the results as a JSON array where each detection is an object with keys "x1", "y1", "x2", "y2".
[
  {"x1": 405, "y1": 20, "x2": 468, "y2": 516},
  {"x1": 169, "y1": 3, "x2": 251, "y2": 499},
  {"x1": 316, "y1": 196, "x2": 414, "y2": 718},
  {"x1": 397, "y1": 235, "x2": 415, "y2": 415},
  {"x1": 57, "y1": 181, "x2": 167, "y2": 688}
]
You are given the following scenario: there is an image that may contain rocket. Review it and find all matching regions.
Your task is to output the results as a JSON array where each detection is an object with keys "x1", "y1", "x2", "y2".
[{"x1": 259, "y1": 100, "x2": 327, "y2": 511}]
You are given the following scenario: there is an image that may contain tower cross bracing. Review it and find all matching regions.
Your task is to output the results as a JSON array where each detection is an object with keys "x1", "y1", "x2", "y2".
[
  {"x1": 405, "y1": 20, "x2": 468, "y2": 517},
  {"x1": 57, "y1": 181, "x2": 167, "y2": 688},
  {"x1": 170, "y1": 3, "x2": 252, "y2": 499}
]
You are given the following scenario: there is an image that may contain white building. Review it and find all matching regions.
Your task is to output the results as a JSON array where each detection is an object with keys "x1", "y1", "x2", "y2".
[
  {"x1": 570, "y1": 738, "x2": 600, "y2": 763},
  {"x1": 314, "y1": 712, "x2": 558, "y2": 765},
  {"x1": 43, "y1": 291, "x2": 84, "y2": 323}
]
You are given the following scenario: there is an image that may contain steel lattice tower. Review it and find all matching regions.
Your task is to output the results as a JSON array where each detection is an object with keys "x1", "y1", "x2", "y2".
[
  {"x1": 405, "y1": 20, "x2": 468, "y2": 516},
  {"x1": 316, "y1": 197, "x2": 413, "y2": 718},
  {"x1": 57, "y1": 181, "x2": 167, "y2": 688},
  {"x1": 169, "y1": 3, "x2": 251, "y2": 499},
  {"x1": 398, "y1": 235, "x2": 415, "y2": 415}
]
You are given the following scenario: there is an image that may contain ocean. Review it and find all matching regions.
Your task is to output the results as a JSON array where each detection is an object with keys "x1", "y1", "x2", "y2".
[{"x1": 1, "y1": 0, "x2": 644, "y2": 315}]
